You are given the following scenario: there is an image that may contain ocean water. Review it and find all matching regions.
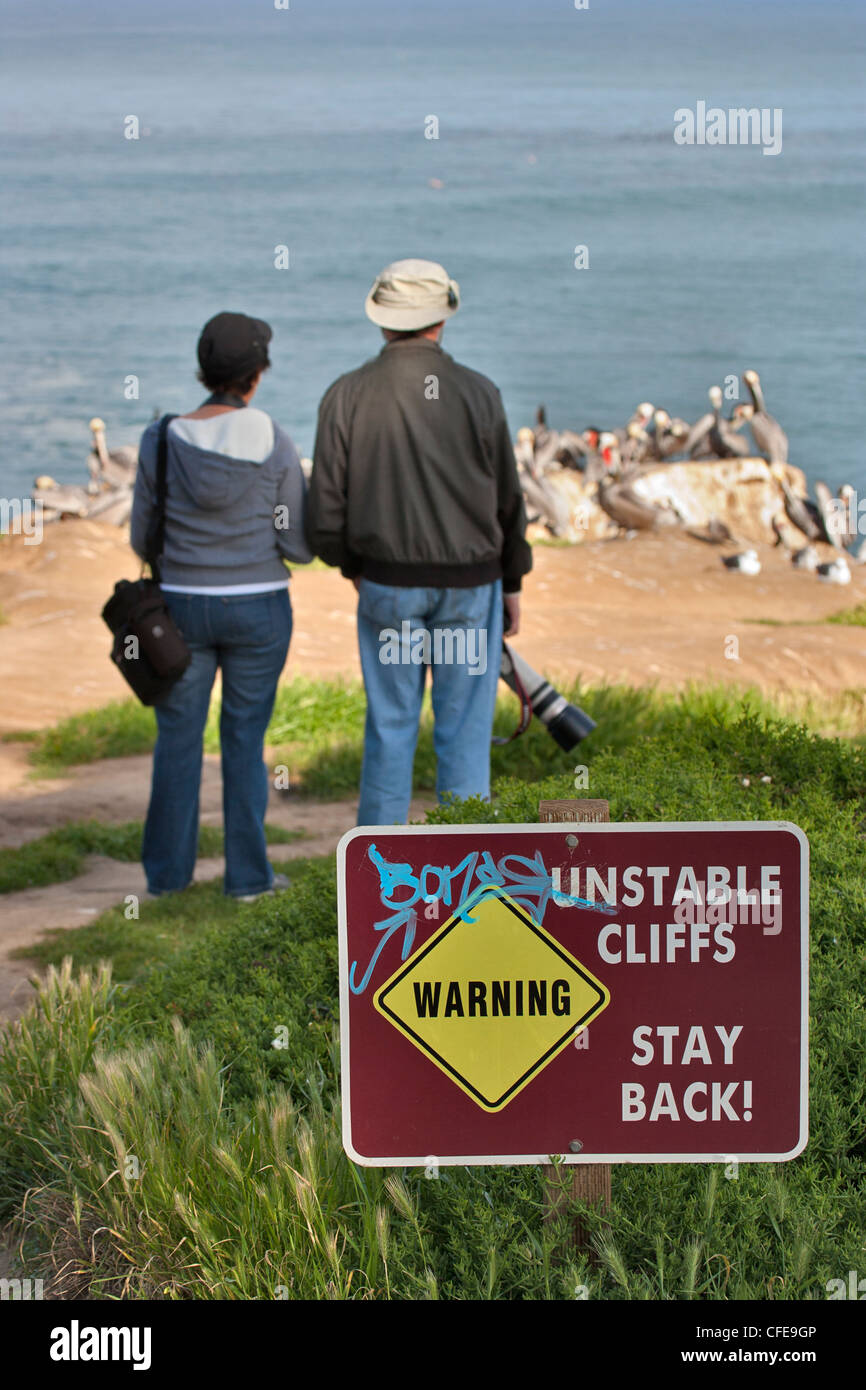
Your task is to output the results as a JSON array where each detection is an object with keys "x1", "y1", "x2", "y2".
[{"x1": 1, "y1": 0, "x2": 864, "y2": 501}]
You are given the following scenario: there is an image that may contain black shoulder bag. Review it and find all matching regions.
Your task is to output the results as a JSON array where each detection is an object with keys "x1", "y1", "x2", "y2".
[{"x1": 101, "y1": 414, "x2": 192, "y2": 705}]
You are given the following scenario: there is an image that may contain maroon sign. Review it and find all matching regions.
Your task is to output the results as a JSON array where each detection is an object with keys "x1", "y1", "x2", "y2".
[{"x1": 337, "y1": 822, "x2": 808, "y2": 1166}]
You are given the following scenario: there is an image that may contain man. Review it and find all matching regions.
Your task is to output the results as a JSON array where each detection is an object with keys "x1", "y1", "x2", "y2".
[{"x1": 307, "y1": 258, "x2": 531, "y2": 824}]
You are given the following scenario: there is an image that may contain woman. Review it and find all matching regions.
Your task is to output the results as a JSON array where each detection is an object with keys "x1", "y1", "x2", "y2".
[{"x1": 130, "y1": 311, "x2": 312, "y2": 900}]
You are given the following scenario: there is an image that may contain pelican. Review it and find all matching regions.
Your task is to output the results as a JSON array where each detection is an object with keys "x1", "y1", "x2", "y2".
[
  {"x1": 651, "y1": 409, "x2": 689, "y2": 459},
  {"x1": 684, "y1": 391, "x2": 719, "y2": 458},
  {"x1": 88, "y1": 417, "x2": 138, "y2": 489},
  {"x1": 84, "y1": 489, "x2": 134, "y2": 525},
  {"x1": 515, "y1": 424, "x2": 561, "y2": 477},
  {"x1": 555, "y1": 429, "x2": 594, "y2": 471},
  {"x1": 627, "y1": 402, "x2": 655, "y2": 432},
  {"x1": 621, "y1": 421, "x2": 651, "y2": 468},
  {"x1": 578, "y1": 436, "x2": 606, "y2": 484},
  {"x1": 598, "y1": 431, "x2": 621, "y2": 474},
  {"x1": 742, "y1": 371, "x2": 789, "y2": 463},
  {"x1": 31, "y1": 478, "x2": 92, "y2": 519},
  {"x1": 515, "y1": 427, "x2": 572, "y2": 536},
  {"x1": 772, "y1": 512, "x2": 805, "y2": 552},
  {"x1": 648, "y1": 409, "x2": 670, "y2": 459},
  {"x1": 814, "y1": 480, "x2": 846, "y2": 550},
  {"x1": 709, "y1": 388, "x2": 751, "y2": 458},
  {"x1": 687, "y1": 387, "x2": 749, "y2": 459},
  {"x1": 520, "y1": 472, "x2": 573, "y2": 537},
  {"x1": 532, "y1": 405, "x2": 555, "y2": 453},
  {"x1": 532, "y1": 434, "x2": 564, "y2": 473},
  {"x1": 687, "y1": 517, "x2": 736, "y2": 546},
  {"x1": 514, "y1": 427, "x2": 538, "y2": 476},
  {"x1": 769, "y1": 463, "x2": 829, "y2": 542},
  {"x1": 833, "y1": 483, "x2": 860, "y2": 550},
  {"x1": 598, "y1": 477, "x2": 678, "y2": 531},
  {"x1": 526, "y1": 407, "x2": 575, "y2": 473}
]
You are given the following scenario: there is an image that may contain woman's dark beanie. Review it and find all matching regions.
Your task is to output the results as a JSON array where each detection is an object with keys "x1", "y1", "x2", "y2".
[{"x1": 197, "y1": 312, "x2": 272, "y2": 384}]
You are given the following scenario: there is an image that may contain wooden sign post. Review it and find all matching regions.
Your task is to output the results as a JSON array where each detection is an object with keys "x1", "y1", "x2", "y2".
[{"x1": 539, "y1": 797, "x2": 612, "y2": 1254}]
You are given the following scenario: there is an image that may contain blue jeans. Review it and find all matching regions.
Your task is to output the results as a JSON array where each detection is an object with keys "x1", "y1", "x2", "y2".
[
  {"x1": 143, "y1": 589, "x2": 292, "y2": 896},
  {"x1": 356, "y1": 579, "x2": 503, "y2": 825}
]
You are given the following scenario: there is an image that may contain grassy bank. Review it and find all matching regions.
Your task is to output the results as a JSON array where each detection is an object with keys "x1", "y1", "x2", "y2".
[
  {"x1": 0, "y1": 699, "x2": 863, "y2": 1299},
  {"x1": 827, "y1": 600, "x2": 866, "y2": 627},
  {"x1": 0, "y1": 820, "x2": 304, "y2": 895},
  {"x1": 14, "y1": 675, "x2": 866, "y2": 790}
]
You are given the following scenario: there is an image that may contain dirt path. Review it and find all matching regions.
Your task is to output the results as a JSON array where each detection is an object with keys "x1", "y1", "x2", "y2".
[
  {"x1": 0, "y1": 748, "x2": 432, "y2": 1022},
  {"x1": 2, "y1": 522, "x2": 866, "y2": 737}
]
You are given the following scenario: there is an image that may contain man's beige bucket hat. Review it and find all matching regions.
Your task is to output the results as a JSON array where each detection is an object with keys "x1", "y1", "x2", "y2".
[{"x1": 364, "y1": 258, "x2": 461, "y2": 331}]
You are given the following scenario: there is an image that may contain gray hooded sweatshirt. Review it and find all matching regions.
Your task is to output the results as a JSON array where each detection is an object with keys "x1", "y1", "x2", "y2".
[{"x1": 131, "y1": 407, "x2": 313, "y2": 588}]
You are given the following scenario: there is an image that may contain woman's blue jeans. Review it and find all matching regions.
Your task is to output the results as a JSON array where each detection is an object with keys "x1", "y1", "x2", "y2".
[
  {"x1": 356, "y1": 578, "x2": 503, "y2": 825},
  {"x1": 143, "y1": 588, "x2": 291, "y2": 897}
]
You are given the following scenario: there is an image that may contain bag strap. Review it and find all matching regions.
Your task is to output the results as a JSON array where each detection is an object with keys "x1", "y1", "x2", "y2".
[
  {"x1": 492, "y1": 639, "x2": 533, "y2": 745},
  {"x1": 145, "y1": 413, "x2": 178, "y2": 584}
]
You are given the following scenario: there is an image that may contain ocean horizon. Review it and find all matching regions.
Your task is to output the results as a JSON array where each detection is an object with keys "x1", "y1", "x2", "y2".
[{"x1": 2, "y1": 0, "x2": 864, "y2": 500}]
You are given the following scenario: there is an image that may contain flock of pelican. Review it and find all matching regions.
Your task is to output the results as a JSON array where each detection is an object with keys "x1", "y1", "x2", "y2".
[
  {"x1": 515, "y1": 369, "x2": 863, "y2": 585},
  {"x1": 27, "y1": 375, "x2": 863, "y2": 591},
  {"x1": 33, "y1": 419, "x2": 138, "y2": 526}
]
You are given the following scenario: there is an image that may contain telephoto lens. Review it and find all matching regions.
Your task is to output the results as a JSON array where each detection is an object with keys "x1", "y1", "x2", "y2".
[{"x1": 500, "y1": 644, "x2": 596, "y2": 751}]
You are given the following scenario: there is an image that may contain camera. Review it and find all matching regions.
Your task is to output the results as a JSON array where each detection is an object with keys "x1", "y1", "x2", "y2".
[{"x1": 500, "y1": 643, "x2": 596, "y2": 751}]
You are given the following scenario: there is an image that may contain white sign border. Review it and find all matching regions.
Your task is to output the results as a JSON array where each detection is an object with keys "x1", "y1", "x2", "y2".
[{"x1": 337, "y1": 820, "x2": 809, "y2": 1168}]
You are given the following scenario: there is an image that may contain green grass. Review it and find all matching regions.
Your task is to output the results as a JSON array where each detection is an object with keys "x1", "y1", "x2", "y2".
[
  {"x1": 27, "y1": 700, "x2": 157, "y2": 772},
  {"x1": 16, "y1": 857, "x2": 328, "y2": 989},
  {"x1": 0, "y1": 705, "x2": 863, "y2": 1299},
  {"x1": 827, "y1": 601, "x2": 866, "y2": 627},
  {"x1": 0, "y1": 820, "x2": 304, "y2": 895},
  {"x1": 21, "y1": 675, "x2": 866, "y2": 791},
  {"x1": 747, "y1": 602, "x2": 866, "y2": 631},
  {"x1": 270, "y1": 678, "x2": 866, "y2": 792}
]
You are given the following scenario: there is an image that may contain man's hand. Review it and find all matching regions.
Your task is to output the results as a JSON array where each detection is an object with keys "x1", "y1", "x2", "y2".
[{"x1": 503, "y1": 592, "x2": 520, "y2": 637}]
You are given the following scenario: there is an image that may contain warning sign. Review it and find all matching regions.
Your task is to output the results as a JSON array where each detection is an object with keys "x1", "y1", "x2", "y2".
[
  {"x1": 374, "y1": 886, "x2": 609, "y2": 1112},
  {"x1": 337, "y1": 821, "x2": 809, "y2": 1166}
]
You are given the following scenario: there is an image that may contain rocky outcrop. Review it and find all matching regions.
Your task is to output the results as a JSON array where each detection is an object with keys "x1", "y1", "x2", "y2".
[{"x1": 524, "y1": 457, "x2": 812, "y2": 546}]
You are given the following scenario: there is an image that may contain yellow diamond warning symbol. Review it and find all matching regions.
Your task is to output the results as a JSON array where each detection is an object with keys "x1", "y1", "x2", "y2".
[{"x1": 374, "y1": 886, "x2": 610, "y2": 1112}]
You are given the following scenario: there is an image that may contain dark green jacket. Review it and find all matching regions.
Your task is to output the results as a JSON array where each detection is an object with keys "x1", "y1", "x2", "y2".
[{"x1": 306, "y1": 338, "x2": 532, "y2": 592}]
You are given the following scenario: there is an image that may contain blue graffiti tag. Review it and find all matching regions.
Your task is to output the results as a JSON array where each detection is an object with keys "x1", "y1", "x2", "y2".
[{"x1": 348, "y1": 842, "x2": 617, "y2": 995}]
